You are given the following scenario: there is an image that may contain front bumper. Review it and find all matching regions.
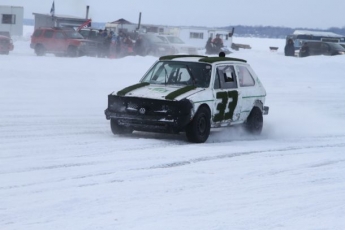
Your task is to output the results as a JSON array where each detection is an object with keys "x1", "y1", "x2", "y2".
[
  {"x1": 105, "y1": 109, "x2": 191, "y2": 133},
  {"x1": 105, "y1": 95, "x2": 193, "y2": 133}
]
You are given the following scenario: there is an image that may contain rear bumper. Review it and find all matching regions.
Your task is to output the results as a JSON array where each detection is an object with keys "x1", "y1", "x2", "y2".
[{"x1": 0, "y1": 44, "x2": 13, "y2": 52}]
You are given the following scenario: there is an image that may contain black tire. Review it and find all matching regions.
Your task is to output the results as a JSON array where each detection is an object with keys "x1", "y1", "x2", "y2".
[
  {"x1": 185, "y1": 106, "x2": 211, "y2": 143},
  {"x1": 35, "y1": 44, "x2": 45, "y2": 56},
  {"x1": 67, "y1": 46, "x2": 78, "y2": 57},
  {"x1": 110, "y1": 119, "x2": 133, "y2": 135},
  {"x1": 245, "y1": 107, "x2": 263, "y2": 134}
]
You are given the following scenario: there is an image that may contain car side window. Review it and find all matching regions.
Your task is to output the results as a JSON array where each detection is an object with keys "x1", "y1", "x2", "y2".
[
  {"x1": 215, "y1": 65, "x2": 237, "y2": 89},
  {"x1": 43, "y1": 30, "x2": 54, "y2": 38},
  {"x1": 33, "y1": 30, "x2": 42, "y2": 37},
  {"x1": 54, "y1": 32, "x2": 65, "y2": 39},
  {"x1": 236, "y1": 66, "x2": 255, "y2": 87},
  {"x1": 321, "y1": 43, "x2": 330, "y2": 53}
]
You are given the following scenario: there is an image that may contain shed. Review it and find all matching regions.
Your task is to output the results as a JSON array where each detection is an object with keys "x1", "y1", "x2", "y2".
[
  {"x1": 105, "y1": 18, "x2": 138, "y2": 34},
  {"x1": 0, "y1": 5, "x2": 24, "y2": 36},
  {"x1": 32, "y1": 13, "x2": 90, "y2": 29}
]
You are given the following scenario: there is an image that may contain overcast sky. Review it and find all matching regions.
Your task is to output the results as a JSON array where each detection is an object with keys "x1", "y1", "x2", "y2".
[{"x1": 1, "y1": 0, "x2": 344, "y2": 29}]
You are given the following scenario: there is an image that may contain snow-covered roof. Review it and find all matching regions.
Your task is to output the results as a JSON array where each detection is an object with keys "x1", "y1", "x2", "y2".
[
  {"x1": 32, "y1": 13, "x2": 86, "y2": 20},
  {"x1": 293, "y1": 30, "x2": 343, "y2": 37}
]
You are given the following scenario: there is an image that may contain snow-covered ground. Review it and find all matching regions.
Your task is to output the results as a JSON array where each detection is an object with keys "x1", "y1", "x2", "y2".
[{"x1": 1, "y1": 26, "x2": 345, "y2": 230}]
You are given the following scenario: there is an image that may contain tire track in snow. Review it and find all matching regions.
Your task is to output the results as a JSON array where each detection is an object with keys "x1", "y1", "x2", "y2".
[{"x1": 145, "y1": 142, "x2": 345, "y2": 169}]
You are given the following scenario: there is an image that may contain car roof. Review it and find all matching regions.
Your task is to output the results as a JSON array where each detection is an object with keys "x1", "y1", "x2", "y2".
[
  {"x1": 80, "y1": 27, "x2": 100, "y2": 31},
  {"x1": 158, "y1": 35, "x2": 177, "y2": 37},
  {"x1": 36, "y1": 27, "x2": 75, "y2": 31},
  {"x1": 159, "y1": 55, "x2": 247, "y2": 63},
  {"x1": 0, "y1": 35, "x2": 10, "y2": 39}
]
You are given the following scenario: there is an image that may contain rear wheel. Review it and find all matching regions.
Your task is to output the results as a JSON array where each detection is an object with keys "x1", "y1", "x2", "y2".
[
  {"x1": 185, "y1": 107, "x2": 211, "y2": 143},
  {"x1": 110, "y1": 119, "x2": 133, "y2": 135},
  {"x1": 35, "y1": 44, "x2": 45, "y2": 56},
  {"x1": 67, "y1": 46, "x2": 78, "y2": 57},
  {"x1": 244, "y1": 107, "x2": 263, "y2": 134}
]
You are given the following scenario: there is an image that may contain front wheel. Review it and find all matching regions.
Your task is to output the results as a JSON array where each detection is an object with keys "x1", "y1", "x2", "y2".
[
  {"x1": 244, "y1": 107, "x2": 263, "y2": 134},
  {"x1": 110, "y1": 119, "x2": 133, "y2": 135},
  {"x1": 185, "y1": 107, "x2": 211, "y2": 143}
]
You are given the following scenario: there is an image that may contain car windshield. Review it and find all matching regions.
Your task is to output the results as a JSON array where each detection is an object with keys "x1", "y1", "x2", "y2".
[
  {"x1": 144, "y1": 34, "x2": 168, "y2": 44},
  {"x1": 140, "y1": 61, "x2": 212, "y2": 88},
  {"x1": 80, "y1": 29, "x2": 98, "y2": 39},
  {"x1": 327, "y1": 42, "x2": 345, "y2": 51},
  {"x1": 65, "y1": 31, "x2": 84, "y2": 39},
  {"x1": 166, "y1": 36, "x2": 185, "y2": 44}
]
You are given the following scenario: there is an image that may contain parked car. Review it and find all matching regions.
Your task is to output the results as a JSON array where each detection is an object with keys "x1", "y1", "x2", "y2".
[
  {"x1": 0, "y1": 35, "x2": 14, "y2": 55},
  {"x1": 299, "y1": 41, "x2": 345, "y2": 57},
  {"x1": 104, "y1": 54, "x2": 269, "y2": 143},
  {"x1": 30, "y1": 27, "x2": 98, "y2": 57},
  {"x1": 157, "y1": 35, "x2": 199, "y2": 55},
  {"x1": 139, "y1": 33, "x2": 175, "y2": 57},
  {"x1": 79, "y1": 27, "x2": 100, "y2": 40},
  {"x1": 79, "y1": 27, "x2": 105, "y2": 56},
  {"x1": 0, "y1": 31, "x2": 11, "y2": 38}
]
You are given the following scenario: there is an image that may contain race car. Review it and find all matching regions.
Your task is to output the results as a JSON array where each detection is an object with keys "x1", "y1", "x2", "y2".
[{"x1": 105, "y1": 54, "x2": 269, "y2": 143}]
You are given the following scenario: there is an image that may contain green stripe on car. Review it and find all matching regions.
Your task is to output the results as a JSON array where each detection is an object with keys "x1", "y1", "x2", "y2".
[
  {"x1": 165, "y1": 85, "x2": 197, "y2": 100},
  {"x1": 117, "y1": 82, "x2": 150, "y2": 96}
]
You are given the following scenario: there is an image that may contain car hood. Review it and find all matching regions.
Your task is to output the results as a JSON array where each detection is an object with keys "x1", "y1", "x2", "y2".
[
  {"x1": 171, "y1": 43, "x2": 196, "y2": 49},
  {"x1": 116, "y1": 84, "x2": 202, "y2": 101},
  {"x1": 69, "y1": 38, "x2": 95, "y2": 43},
  {"x1": 81, "y1": 39, "x2": 96, "y2": 42}
]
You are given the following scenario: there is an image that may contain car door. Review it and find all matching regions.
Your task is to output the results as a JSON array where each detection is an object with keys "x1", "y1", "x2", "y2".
[
  {"x1": 310, "y1": 42, "x2": 321, "y2": 56},
  {"x1": 52, "y1": 31, "x2": 67, "y2": 53},
  {"x1": 235, "y1": 64, "x2": 263, "y2": 121},
  {"x1": 212, "y1": 64, "x2": 242, "y2": 125},
  {"x1": 42, "y1": 30, "x2": 55, "y2": 51},
  {"x1": 320, "y1": 43, "x2": 331, "y2": 55}
]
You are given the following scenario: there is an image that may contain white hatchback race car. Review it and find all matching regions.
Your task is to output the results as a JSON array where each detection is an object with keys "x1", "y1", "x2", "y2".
[{"x1": 105, "y1": 55, "x2": 269, "y2": 143}]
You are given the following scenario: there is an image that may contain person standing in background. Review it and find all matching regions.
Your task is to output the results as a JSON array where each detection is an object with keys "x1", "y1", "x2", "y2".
[{"x1": 284, "y1": 39, "x2": 295, "y2": 56}]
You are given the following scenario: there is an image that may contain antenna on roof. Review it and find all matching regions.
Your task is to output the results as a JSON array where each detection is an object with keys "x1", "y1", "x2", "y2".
[{"x1": 137, "y1": 12, "x2": 142, "y2": 31}]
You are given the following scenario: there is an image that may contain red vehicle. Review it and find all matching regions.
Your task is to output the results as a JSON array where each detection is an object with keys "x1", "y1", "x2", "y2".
[
  {"x1": 0, "y1": 35, "x2": 14, "y2": 55},
  {"x1": 30, "y1": 27, "x2": 98, "y2": 57}
]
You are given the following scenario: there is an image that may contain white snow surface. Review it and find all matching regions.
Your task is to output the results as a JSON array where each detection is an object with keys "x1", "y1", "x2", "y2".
[{"x1": 1, "y1": 27, "x2": 345, "y2": 230}]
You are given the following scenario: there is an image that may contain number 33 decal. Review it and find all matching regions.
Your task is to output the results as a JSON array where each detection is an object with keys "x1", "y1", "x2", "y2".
[{"x1": 213, "y1": 90, "x2": 239, "y2": 122}]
